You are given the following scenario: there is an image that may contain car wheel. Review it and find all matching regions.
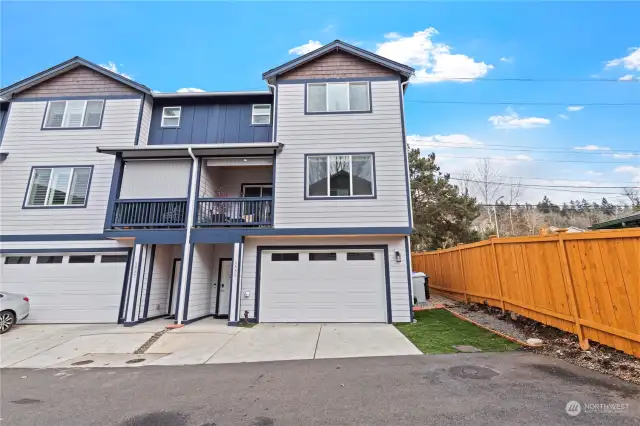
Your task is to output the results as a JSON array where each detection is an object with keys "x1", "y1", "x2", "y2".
[{"x1": 0, "y1": 310, "x2": 16, "y2": 334}]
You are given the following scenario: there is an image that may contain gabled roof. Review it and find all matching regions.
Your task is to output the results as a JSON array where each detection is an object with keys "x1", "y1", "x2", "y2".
[
  {"x1": 0, "y1": 56, "x2": 152, "y2": 99},
  {"x1": 262, "y1": 40, "x2": 414, "y2": 82}
]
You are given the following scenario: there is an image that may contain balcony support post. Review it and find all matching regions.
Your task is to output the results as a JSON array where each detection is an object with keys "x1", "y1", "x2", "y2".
[{"x1": 176, "y1": 151, "x2": 200, "y2": 324}]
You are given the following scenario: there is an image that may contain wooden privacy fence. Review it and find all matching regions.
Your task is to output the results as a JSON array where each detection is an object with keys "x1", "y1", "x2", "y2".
[{"x1": 411, "y1": 229, "x2": 640, "y2": 357}]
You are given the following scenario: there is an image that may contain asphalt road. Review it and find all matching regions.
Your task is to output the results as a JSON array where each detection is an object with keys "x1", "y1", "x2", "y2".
[{"x1": 1, "y1": 352, "x2": 638, "y2": 426}]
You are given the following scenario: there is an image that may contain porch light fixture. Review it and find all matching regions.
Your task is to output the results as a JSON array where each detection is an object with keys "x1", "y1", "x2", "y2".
[{"x1": 395, "y1": 251, "x2": 402, "y2": 263}]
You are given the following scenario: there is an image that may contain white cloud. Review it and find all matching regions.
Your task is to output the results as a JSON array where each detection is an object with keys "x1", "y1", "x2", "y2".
[
  {"x1": 177, "y1": 88, "x2": 206, "y2": 93},
  {"x1": 321, "y1": 24, "x2": 333, "y2": 33},
  {"x1": 610, "y1": 153, "x2": 639, "y2": 159},
  {"x1": 567, "y1": 106, "x2": 584, "y2": 112},
  {"x1": 586, "y1": 170, "x2": 604, "y2": 176},
  {"x1": 375, "y1": 28, "x2": 493, "y2": 83},
  {"x1": 558, "y1": 114, "x2": 569, "y2": 120},
  {"x1": 606, "y1": 47, "x2": 640, "y2": 71},
  {"x1": 488, "y1": 108, "x2": 550, "y2": 129},
  {"x1": 100, "y1": 61, "x2": 132, "y2": 80},
  {"x1": 619, "y1": 74, "x2": 636, "y2": 81},
  {"x1": 407, "y1": 134, "x2": 484, "y2": 148},
  {"x1": 573, "y1": 145, "x2": 611, "y2": 151},
  {"x1": 289, "y1": 40, "x2": 323, "y2": 56},
  {"x1": 499, "y1": 57, "x2": 514, "y2": 63},
  {"x1": 614, "y1": 165, "x2": 640, "y2": 182}
]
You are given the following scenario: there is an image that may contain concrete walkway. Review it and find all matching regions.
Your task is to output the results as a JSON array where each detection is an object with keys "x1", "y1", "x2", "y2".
[{"x1": 0, "y1": 319, "x2": 420, "y2": 368}]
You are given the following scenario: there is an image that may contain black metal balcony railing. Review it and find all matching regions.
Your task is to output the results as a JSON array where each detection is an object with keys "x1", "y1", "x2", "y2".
[
  {"x1": 196, "y1": 197, "x2": 272, "y2": 227},
  {"x1": 112, "y1": 199, "x2": 187, "y2": 228}
]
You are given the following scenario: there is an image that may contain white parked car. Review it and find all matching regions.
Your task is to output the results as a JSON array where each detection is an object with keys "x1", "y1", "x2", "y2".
[{"x1": 0, "y1": 292, "x2": 30, "y2": 334}]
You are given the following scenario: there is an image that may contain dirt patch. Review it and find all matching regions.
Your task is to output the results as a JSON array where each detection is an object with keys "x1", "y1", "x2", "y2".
[{"x1": 441, "y1": 297, "x2": 640, "y2": 385}]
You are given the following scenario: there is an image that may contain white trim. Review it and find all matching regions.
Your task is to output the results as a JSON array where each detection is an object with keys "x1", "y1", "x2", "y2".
[
  {"x1": 251, "y1": 104, "x2": 271, "y2": 125},
  {"x1": 161, "y1": 106, "x2": 182, "y2": 127}
]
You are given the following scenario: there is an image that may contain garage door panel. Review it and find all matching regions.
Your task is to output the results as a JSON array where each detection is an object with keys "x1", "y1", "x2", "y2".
[
  {"x1": 1, "y1": 254, "x2": 127, "y2": 323},
  {"x1": 260, "y1": 249, "x2": 387, "y2": 323}
]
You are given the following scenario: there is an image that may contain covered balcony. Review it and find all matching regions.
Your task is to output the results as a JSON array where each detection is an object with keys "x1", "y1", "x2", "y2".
[
  {"x1": 105, "y1": 153, "x2": 274, "y2": 231},
  {"x1": 195, "y1": 156, "x2": 273, "y2": 227}
]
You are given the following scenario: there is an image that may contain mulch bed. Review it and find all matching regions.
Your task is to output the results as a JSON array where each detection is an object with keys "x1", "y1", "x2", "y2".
[{"x1": 439, "y1": 297, "x2": 640, "y2": 385}]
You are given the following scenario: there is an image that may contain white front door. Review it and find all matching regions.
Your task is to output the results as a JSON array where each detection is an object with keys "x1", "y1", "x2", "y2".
[
  {"x1": 170, "y1": 260, "x2": 181, "y2": 315},
  {"x1": 217, "y1": 260, "x2": 232, "y2": 315},
  {"x1": 259, "y1": 249, "x2": 387, "y2": 323}
]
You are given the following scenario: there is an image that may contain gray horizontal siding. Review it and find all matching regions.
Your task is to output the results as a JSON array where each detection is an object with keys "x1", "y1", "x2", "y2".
[
  {"x1": 138, "y1": 95, "x2": 153, "y2": 146},
  {"x1": 187, "y1": 244, "x2": 214, "y2": 320},
  {"x1": 239, "y1": 236, "x2": 411, "y2": 323},
  {"x1": 274, "y1": 80, "x2": 408, "y2": 228},
  {"x1": 149, "y1": 102, "x2": 272, "y2": 145},
  {"x1": 0, "y1": 98, "x2": 141, "y2": 235},
  {"x1": 119, "y1": 160, "x2": 191, "y2": 199}
]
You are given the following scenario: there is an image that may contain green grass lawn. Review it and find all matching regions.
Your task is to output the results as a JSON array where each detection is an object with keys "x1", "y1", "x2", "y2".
[{"x1": 395, "y1": 309, "x2": 521, "y2": 354}]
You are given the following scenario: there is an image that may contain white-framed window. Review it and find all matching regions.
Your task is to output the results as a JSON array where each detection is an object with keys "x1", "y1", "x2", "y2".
[
  {"x1": 43, "y1": 100, "x2": 105, "y2": 129},
  {"x1": 25, "y1": 166, "x2": 92, "y2": 207},
  {"x1": 251, "y1": 104, "x2": 272, "y2": 125},
  {"x1": 161, "y1": 106, "x2": 182, "y2": 127},
  {"x1": 306, "y1": 154, "x2": 375, "y2": 198},
  {"x1": 307, "y1": 82, "x2": 370, "y2": 113}
]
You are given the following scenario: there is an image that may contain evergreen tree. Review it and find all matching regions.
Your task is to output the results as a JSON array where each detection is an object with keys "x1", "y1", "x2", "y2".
[{"x1": 409, "y1": 149, "x2": 481, "y2": 250}]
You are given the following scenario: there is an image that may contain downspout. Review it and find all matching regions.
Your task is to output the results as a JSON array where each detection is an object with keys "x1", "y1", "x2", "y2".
[
  {"x1": 175, "y1": 147, "x2": 198, "y2": 324},
  {"x1": 400, "y1": 80, "x2": 413, "y2": 228},
  {"x1": 267, "y1": 83, "x2": 277, "y2": 142}
]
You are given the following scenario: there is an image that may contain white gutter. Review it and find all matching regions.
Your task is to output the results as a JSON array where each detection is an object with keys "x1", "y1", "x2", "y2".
[
  {"x1": 267, "y1": 84, "x2": 277, "y2": 143},
  {"x1": 400, "y1": 81, "x2": 413, "y2": 228},
  {"x1": 175, "y1": 147, "x2": 199, "y2": 325},
  {"x1": 153, "y1": 90, "x2": 271, "y2": 98}
]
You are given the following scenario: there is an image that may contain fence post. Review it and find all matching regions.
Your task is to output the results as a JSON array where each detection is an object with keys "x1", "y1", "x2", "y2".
[
  {"x1": 556, "y1": 229, "x2": 590, "y2": 350},
  {"x1": 489, "y1": 235, "x2": 506, "y2": 312},
  {"x1": 436, "y1": 249, "x2": 443, "y2": 289},
  {"x1": 457, "y1": 244, "x2": 469, "y2": 303}
]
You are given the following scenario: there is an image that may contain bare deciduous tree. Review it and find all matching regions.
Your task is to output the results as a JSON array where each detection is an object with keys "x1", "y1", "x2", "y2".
[
  {"x1": 472, "y1": 159, "x2": 504, "y2": 226},
  {"x1": 622, "y1": 187, "x2": 640, "y2": 210}
]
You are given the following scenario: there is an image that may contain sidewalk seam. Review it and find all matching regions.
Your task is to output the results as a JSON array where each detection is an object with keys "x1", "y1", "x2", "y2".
[
  {"x1": 313, "y1": 324, "x2": 323, "y2": 359},
  {"x1": 203, "y1": 328, "x2": 246, "y2": 364}
]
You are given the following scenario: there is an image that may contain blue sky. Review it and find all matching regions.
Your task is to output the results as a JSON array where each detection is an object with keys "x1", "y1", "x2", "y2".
[{"x1": 3, "y1": 2, "x2": 639, "y2": 204}]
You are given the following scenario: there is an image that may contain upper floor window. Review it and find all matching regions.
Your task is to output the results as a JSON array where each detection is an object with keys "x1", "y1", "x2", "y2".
[
  {"x1": 161, "y1": 106, "x2": 181, "y2": 127},
  {"x1": 306, "y1": 154, "x2": 375, "y2": 198},
  {"x1": 43, "y1": 100, "x2": 104, "y2": 129},
  {"x1": 307, "y1": 82, "x2": 370, "y2": 113},
  {"x1": 252, "y1": 104, "x2": 272, "y2": 125},
  {"x1": 25, "y1": 166, "x2": 92, "y2": 208}
]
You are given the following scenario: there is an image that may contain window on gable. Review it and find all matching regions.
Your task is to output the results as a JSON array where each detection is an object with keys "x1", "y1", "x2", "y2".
[
  {"x1": 251, "y1": 104, "x2": 271, "y2": 125},
  {"x1": 25, "y1": 167, "x2": 92, "y2": 207},
  {"x1": 161, "y1": 106, "x2": 181, "y2": 127},
  {"x1": 43, "y1": 100, "x2": 104, "y2": 128},
  {"x1": 306, "y1": 154, "x2": 374, "y2": 198},
  {"x1": 307, "y1": 82, "x2": 370, "y2": 113}
]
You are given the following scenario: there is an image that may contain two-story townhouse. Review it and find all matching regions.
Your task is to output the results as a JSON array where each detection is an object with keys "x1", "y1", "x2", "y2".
[{"x1": 0, "y1": 41, "x2": 415, "y2": 328}]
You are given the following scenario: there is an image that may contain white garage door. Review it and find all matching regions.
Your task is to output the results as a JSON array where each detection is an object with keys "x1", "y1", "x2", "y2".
[
  {"x1": 0, "y1": 252, "x2": 129, "y2": 323},
  {"x1": 259, "y1": 249, "x2": 387, "y2": 323}
]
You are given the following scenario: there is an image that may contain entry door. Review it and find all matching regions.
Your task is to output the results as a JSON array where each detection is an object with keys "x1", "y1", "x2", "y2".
[
  {"x1": 217, "y1": 260, "x2": 232, "y2": 315},
  {"x1": 169, "y1": 260, "x2": 181, "y2": 315}
]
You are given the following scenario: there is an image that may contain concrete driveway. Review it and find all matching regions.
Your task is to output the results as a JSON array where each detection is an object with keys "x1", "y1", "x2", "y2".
[{"x1": 0, "y1": 319, "x2": 420, "y2": 368}]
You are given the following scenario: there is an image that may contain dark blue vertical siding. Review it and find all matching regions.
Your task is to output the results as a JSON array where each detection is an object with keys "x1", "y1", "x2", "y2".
[{"x1": 149, "y1": 98, "x2": 273, "y2": 145}]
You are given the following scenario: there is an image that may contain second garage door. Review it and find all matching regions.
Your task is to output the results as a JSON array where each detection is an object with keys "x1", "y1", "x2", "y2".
[
  {"x1": 1, "y1": 252, "x2": 129, "y2": 323},
  {"x1": 259, "y1": 249, "x2": 387, "y2": 323}
]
